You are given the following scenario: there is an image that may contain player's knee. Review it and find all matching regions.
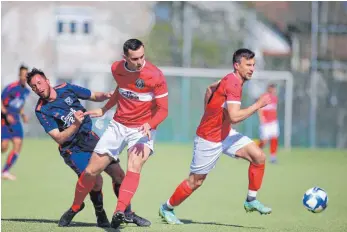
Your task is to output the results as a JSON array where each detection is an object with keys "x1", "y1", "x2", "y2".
[
  {"x1": 84, "y1": 166, "x2": 99, "y2": 177},
  {"x1": 127, "y1": 155, "x2": 147, "y2": 173},
  {"x1": 127, "y1": 163, "x2": 142, "y2": 173},
  {"x1": 1, "y1": 143, "x2": 9, "y2": 153},
  {"x1": 251, "y1": 148, "x2": 266, "y2": 164}
]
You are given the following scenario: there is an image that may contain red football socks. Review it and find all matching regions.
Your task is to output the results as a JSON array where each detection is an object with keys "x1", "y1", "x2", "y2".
[
  {"x1": 168, "y1": 180, "x2": 193, "y2": 207},
  {"x1": 248, "y1": 163, "x2": 265, "y2": 191},
  {"x1": 71, "y1": 171, "x2": 96, "y2": 212},
  {"x1": 270, "y1": 138, "x2": 278, "y2": 157},
  {"x1": 115, "y1": 171, "x2": 140, "y2": 213}
]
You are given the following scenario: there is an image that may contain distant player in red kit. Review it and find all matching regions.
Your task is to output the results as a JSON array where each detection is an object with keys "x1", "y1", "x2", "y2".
[
  {"x1": 159, "y1": 48, "x2": 272, "y2": 225},
  {"x1": 258, "y1": 84, "x2": 279, "y2": 163},
  {"x1": 59, "y1": 39, "x2": 169, "y2": 229}
]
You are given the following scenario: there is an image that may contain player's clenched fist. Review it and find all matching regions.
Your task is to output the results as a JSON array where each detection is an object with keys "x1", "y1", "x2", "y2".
[
  {"x1": 257, "y1": 94, "x2": 272, "y2": 108},
  {"x1": 73, "y1": 110, "x2": 85, "y2": 125}
]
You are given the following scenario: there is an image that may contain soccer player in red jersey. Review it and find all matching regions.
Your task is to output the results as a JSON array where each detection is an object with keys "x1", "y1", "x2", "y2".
[
  {"x1": 59, "y1": 39, "x2": 169, "y2": 229},
  {"x1": 159, "y1": 48, "x2": 272, "y2": 225},
  {"x1": 258, "y1": 84, "x2": 280, "y2": 163}
]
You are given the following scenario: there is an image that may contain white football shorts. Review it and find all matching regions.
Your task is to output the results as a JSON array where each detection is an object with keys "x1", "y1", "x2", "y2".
[
  {"x1": 190, "y1": 129, "x2": 253, "y2": 174},
  {"x1": 259, "y1": 121, "x2": 279, "y2": 140},
  {"x1": 94, "y1": 119, "x2": 156, "y2": 160}
]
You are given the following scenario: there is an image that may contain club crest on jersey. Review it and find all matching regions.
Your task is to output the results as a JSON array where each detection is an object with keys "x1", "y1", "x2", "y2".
[
  {"x1": 135, "y1": 78, "x2": 145, "y2": 89},
  {"x1": 64, "y1": 97, "x2": 73, "y2": 106}
]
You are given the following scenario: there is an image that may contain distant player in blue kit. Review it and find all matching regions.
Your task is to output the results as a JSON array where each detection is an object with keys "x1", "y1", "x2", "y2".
[
  {"x1": 26, "y1": 68, "x2": 150, "y2": 228},
  {"x1": 1, "y1": 65, "x2": 30, "y2": 181}
]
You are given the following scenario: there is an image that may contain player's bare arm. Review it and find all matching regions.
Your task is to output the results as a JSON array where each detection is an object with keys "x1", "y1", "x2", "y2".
[
  {"x1": 204, "y1": 80, "x2": 221, "y2": 109},
  {"x1": 227, "y1": 94, "x2": 271, "y2": 124},
  {"x1": 89, "y1": 91, "x2": 113, "y2": 102},
  {"x1": 140, "y1": 93, "x2": 169, "y2": 139},
  {"x1": 85, "y1": 88, "x2": 118, "y2": 118},
  {"x1": 48, "y1": 111, "x2": 84, "y2": 144},
  {"x1": 20, "y1": 108, "x2": 29, "y2": 123}
]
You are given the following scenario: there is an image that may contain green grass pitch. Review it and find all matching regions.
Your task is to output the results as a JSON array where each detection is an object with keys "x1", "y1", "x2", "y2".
[{"x1": 2, "y1": 138, "x2": 347, "y2": 232}]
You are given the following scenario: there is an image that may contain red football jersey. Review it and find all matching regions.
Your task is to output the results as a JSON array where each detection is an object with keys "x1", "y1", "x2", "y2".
[
  {"x1": 111, "y1": 60, "x2": 168, "y2": 129},
  {"x1": 196, "y1": 73, "x2": 242, "y2": 142},
  {"x1": 260, "y1": 93, "x2": 278, "y2": 124}
]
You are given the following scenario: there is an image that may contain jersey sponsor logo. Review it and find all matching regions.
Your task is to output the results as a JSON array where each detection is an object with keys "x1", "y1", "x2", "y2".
[
  {"x1": 119, "y1": 89, "x2": 140, "y2": 100},
  {"x1": 64, "y1": 97, "x2": 73, "y2": 106},
  {"x1": 60, "y1": 108, "x2": 76, "y2": 128},
  {"x1": 135, "y1": 78, "x2": 145, "y2": 89},
  {"x1": 8, "y1": 97, "x2": 24, "y2": 109}
]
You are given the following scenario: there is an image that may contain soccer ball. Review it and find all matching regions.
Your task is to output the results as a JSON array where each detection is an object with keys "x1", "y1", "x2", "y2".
[{"x1": 302, "y1": 187, "x2": 328, "y2": 213}]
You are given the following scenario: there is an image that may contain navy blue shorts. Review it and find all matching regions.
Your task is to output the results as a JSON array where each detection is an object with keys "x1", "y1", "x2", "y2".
[
  {"x1": 63, "y1": 151, "x2": 92, "y2": 176},
  {"x1": 1, "y1": 119, "x2": 23, "y2": 140},
  {"x1": 61, "y1": 131, "x2": 118, "y2": 176}
]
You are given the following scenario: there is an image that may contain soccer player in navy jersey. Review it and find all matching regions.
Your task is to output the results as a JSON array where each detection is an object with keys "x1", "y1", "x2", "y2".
[
  {"x1": 26, "y1": 68, "x2": 150, "y2": 228},
  {"x1": 1, "y1": 65, "x2": 30, "y2": 180}
]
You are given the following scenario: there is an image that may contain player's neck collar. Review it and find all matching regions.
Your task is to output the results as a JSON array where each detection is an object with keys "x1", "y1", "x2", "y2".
[
  {"x1": 232, "y1": 72, "x2": 244, "y2": 85},
  {"x1": 47, "y1": 88, "x2": 58, "y2": 102},
  {"x1": 124, "y1": 60, "x2": 146, "y2": 72}
]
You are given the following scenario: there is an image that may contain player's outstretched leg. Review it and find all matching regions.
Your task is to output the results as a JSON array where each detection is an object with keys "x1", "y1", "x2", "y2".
[
  {"x1": 159, "y1": 173, "x2": 206, "y2": 224},
  {"x1": 63, "y1": 152, "x2": 111, "y2": 227},
  {"x1": 237, "y1": 142, "x2": 272, "y2": 215}
]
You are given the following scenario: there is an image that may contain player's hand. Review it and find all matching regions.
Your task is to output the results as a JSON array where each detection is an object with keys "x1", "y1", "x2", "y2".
[
  {"x1": 84, "y1": 108, "x2": 105, "y2": 118},
  {"x1": 139, "y1": 123, "x2": 151, "y2": 140},
  {"x1": 21, "y1": 114, "x2": 29, "y2": 123},
  {"x1": 73, "y1": 110, "x2": 85, "y2": 126},
  {"x1": 103, "y1": 91, "x2": 113, "y2": 100},
  {"x1": 257, "y1": 94, "x2": 272, "y2": 108},
  {"x1": 6, "y1": 114, "x2": 16, "y2": 124}
]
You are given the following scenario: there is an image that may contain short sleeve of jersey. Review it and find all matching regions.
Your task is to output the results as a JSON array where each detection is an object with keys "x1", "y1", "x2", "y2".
[
  {"x1": 225, "y1": 76, "x2": 241, "y2": 104},
  {"x1": 35, "y1": 110, "x2": 58, "y2": 133},
  {"x1": 68, "y1": 83, "x2": 91, "y2": 100},
  {"x1": 153, "y1": 71, "x2": 168, "y2": 98}
]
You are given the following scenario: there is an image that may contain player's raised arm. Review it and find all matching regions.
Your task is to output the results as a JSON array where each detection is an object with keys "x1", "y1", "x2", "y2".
[
  {"x1": 47, "y1": 111, "x2": 84, "y2": 145},
  {"x1": 89, "y1": 91, "x2": 113, "y2": 102},
  {"x1": 227, "y1": 94, "x2": 271, "y2": 124}
]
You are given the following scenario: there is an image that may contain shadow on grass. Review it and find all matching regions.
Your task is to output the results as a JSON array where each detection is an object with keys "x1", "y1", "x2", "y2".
[
  {"x1": 1, "y1": 218, "x2": 120, "y2": 232},
  {"x1": 178, "y1": 219, "x2": 265, "y2": 229}
]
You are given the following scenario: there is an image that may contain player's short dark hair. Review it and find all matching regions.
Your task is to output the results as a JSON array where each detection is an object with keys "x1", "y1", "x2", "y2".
[
  {"x1": 232, "y1": 48, "x2": 255, "y2": 64},
  {"x1": 19, "y1": 64, "x2": 28, "y2": 72},
  {"x1": 123, "y1": 39, "x2": 144, "y2": 55},
  {"x1": 268, "y1": 83, "x2": 276, "y2": 88},
  {"x1": 26, "y1": 68, "x2": 47, "y2": 85}
]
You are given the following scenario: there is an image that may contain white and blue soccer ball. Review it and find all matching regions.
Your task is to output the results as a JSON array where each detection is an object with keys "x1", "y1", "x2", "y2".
[{"x1": 302, "y1": 187, "x2": 328, "y2": 213}]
